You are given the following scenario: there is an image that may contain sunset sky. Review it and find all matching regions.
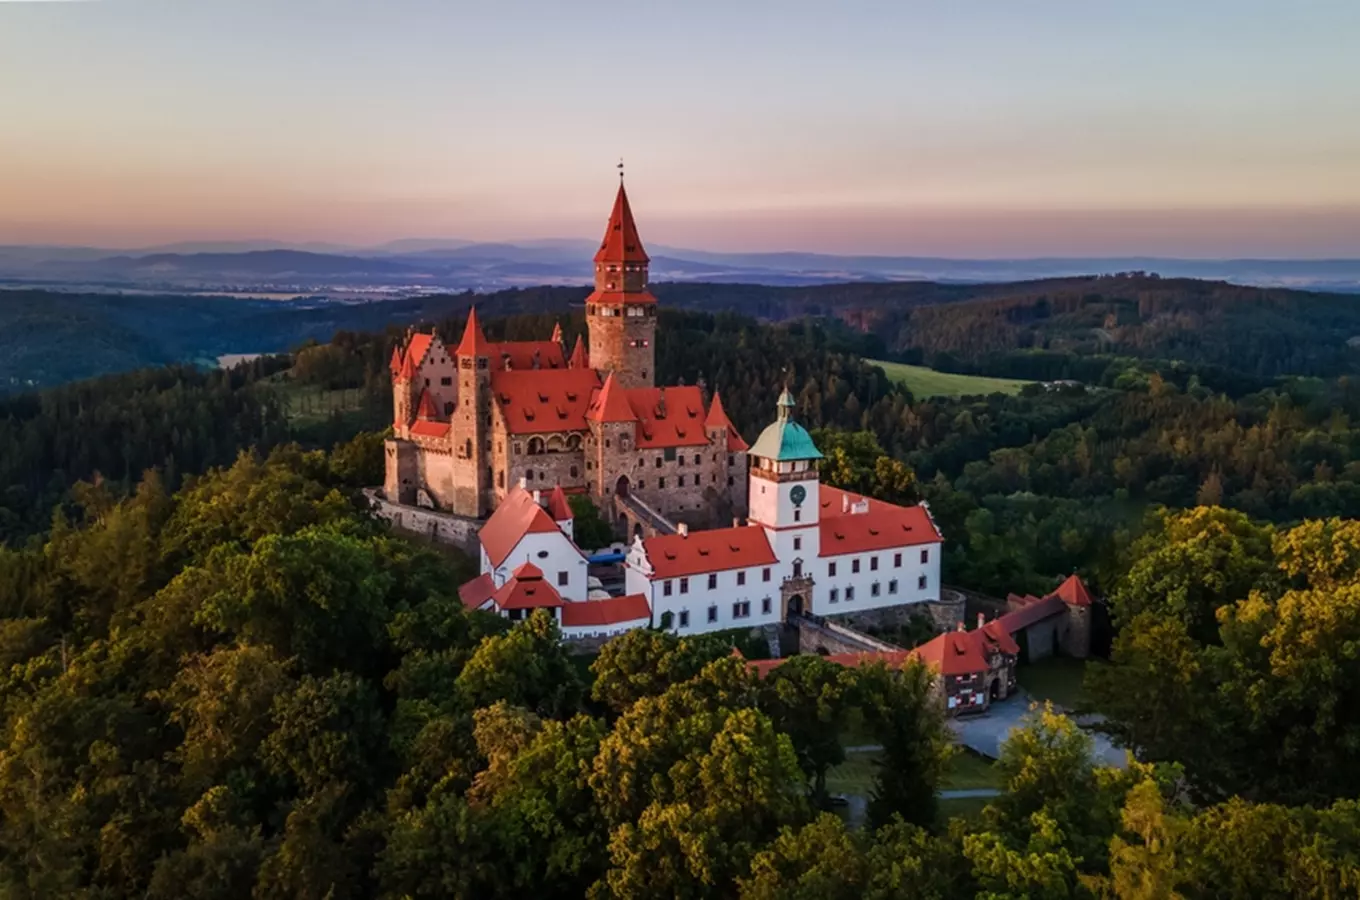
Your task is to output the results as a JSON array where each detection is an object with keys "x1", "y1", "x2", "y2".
[{"x1": 2, "y1": 0, "x2": 1358, "y2": 257}]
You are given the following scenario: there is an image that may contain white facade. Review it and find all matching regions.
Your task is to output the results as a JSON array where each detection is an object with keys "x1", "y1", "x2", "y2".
[
  {"x1": 482, "y1": 529, "x2": 590, "y2": 602},
  {"x1": 559, "y1": 610, "x2": 651, "y2": 640},
  {"x1": 627, "y1": 540, "x2": 783, "y2": 634},
  {"x1": 813, "y1": 543, "x2": 941, "y2": 616}
]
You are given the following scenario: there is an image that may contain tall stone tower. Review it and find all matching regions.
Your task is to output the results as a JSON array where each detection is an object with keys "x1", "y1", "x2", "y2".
[
  {"x1": 586, "y1": 179, "x2": 657, "y2": 388},
  {"x1": 451, "y1": 308, "x2": 493, "y2": 517}
]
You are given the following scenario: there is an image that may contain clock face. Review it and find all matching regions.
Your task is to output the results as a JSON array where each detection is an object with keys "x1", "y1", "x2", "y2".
[{"x1": 790, "y1": 485, "x2": 807, "y2": 507}]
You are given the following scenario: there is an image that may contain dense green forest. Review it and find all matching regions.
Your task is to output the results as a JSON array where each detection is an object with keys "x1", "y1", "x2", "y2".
[
  {"x1": 3, "y1": 443, "x2": 1360, "y2": 896},
  {"x1": 6, "y1": 274, "x2": 1359, "y2": 390}
]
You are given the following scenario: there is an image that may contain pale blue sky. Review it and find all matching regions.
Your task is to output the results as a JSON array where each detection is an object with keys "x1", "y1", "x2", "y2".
[{"x1": 2, "y1": 0, "x2": 1358, "y2": 255}]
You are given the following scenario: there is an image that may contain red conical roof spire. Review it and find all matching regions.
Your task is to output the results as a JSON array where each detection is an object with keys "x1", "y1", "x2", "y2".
[
  {"x1": 415, "y1": 389, "x2": 437, "y2": 420},
  {"x1": 455, "y1": 307, "x2": 493, "y2": 357},
  {"x1": 587, "y1": 371, "x2": 635, "y2": 423},
  {"x1": 569, "y1": 334, "x2": 589, "y2": 369},
  {"x1": 551, "y1": 322, "x2": 563, "y2": 344},
  {"x1": 547, "y1": 485, "x2": 573, "y2": 522},
  {"x1": 594, "y1": 182, "x2": 649, "y2": 264},
  {"x1": 705, "y1": 390, "x2": 749, "y2": 452},
  {"x1": 389, "y1": 346, "x2": 404, "y2": 375}
]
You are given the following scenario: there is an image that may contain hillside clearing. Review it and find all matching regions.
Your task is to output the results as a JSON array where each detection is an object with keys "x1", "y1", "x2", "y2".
[{"x1": 871, "y1": 360, "x2": 1033, "y2": 398}]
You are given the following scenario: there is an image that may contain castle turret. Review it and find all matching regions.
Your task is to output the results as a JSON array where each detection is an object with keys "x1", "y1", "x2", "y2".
[
  {"x1": 452, "y1": 308, "x2": 493, "y2": 517},
  {"x1": 586, "y1": 179, "x2": 657, "y2": 388}
]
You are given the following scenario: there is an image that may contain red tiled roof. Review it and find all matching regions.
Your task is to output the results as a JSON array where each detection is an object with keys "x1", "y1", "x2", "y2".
[
  {"x1": 704, "y1": 391, "x2": 749, "y2": 452},
  {"x1": 547, "y1": 485, "x2": 573, "y2": 521},
  {"x1": 396, "y1": 345, "x2": 418, "y2": 382},
  {"x1": 594, "y1": 182, "x2": 650, "y2": 264},
  {"x1": 627, "y1": 385, "x2": 710, "y2": 449},
  {"x1": 479, "y1": 486, "x2": 562, "y2": 567},
  {"x1": 642, "y1": 525, "x2": 778, "y2": 579},
  {"x1": 490, "y1": 340, "x2": 567, "y2": 372},
  {"x1": 569, "y1": 334, "x2": 589, "y2": 369},
  {"x1": 913, "y1": 630, "x2": 990, "y2": 677},
  {"x1": 455, "y1": 308, "x2": 493, "y2": 357},
  {"x1": 818, "y1": 486, "x2": 942, "y2": 557},
  {"x1": 389, "y1": 346, "x2": 404, "y2": 375},
  {"x1": 561, "y1": 593, "x2": 650, "y2": 627},
  {"x1": 998, "y1": 595, "x2": 1067, "y2": 632},
  {"x1": 409, "y1": 389, "x2": 450, "y2": 437},
  {"x1": 415, "y1": 389, "x2": 437, "y2": 419},
  {"x1": 978, "y1": 619, "x2": 1020, "y2": 656},
  {"x1": 1051, "y1": 574, "x2": 1094, "y2": 607},
  {"x1": 405, "y1": 333, "x2": 435, "y2": 368},
  {"x1": 492, "y1": 368, "x2": 602, "y2": 435},
  {"x1": 584, "y1": 289, "x2": 658, "y2": 306},
  {"x1": 492, "y1": 562, "x2": 565, "y2": 611},
  {"x1": 586, "y1": 371, "x2": 634, "y2": 423},
  {"x1": 551, "y1": 322, "x2": 563, "y2": 344},
  {"x1": 458, "y1": 573, "x2": 495, "y2": 610}
]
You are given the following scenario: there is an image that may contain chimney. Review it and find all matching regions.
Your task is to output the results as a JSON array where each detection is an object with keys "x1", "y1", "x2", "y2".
[
  {"x1": 677, "y1": 522, "x2": 689, "y2": 538},
  {"x1": 841, "y1": 494, "x2": 850, "y2": 514},
  {"x1": 733, "y1": 517, "x2": 741, "y2": 528},
  {"x1": 533, "y1": 489, "x2": 542, "y2": 505},
  {"x1": 977, "y1": 612, "x2": 986, "y2": 630}
]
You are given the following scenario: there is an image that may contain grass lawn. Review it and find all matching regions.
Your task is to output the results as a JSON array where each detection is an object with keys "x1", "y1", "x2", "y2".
[
  {"x1": 272, "y1": 380, "x2": 369, "y2": 426},
  {"x1": 942, "y1": 748, "x2": 1004, "y2": 791},
  {"x1": 1017, "y1": 656, "x2": 1090, "y2": 711},
  {"x1": 871, "y1": 360, "x2": 1034, "y2": 399},
  {"x1": 826, "y1": 745, "x2": 1003, "y2": 798}
]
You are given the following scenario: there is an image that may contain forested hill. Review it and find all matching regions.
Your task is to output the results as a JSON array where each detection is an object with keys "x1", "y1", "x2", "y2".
[{"x1": 5, "y1": 273, "x2": 1359, "y2": 390}]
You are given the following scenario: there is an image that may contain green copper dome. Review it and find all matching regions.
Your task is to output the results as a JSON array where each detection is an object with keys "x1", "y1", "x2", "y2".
[{"x1": 749, "y1": 389, "x2": 824, "y2": 462}]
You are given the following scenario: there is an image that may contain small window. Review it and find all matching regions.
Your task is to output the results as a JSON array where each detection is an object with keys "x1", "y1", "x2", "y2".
[
  {"x1": 659, "y1": 477, "x2": 666, "y2": 489},
  {"x1": 894, "y1": 552, "x2": 902, "y2": 568},
  {"x1": 728, "y1": 454, "x2": 735, "y2": 466},
  {"x1": 558, "y1": 571, "x2": 569, "y2": 587},
  {"x1": 680, "y1": 577, "x2": 689, "y2": 594},
  {"x1": 733, "y1": 601, "x2": 750, "y2": 619},
  {"x1": 707, "y1": 605, "x2": 718, "y2": 623},
  {"x1": 707, "y1": 573, "x2": 717, "y2": 590},
  {"x1": 793, "y1": 560, "x2": 803, "y2": 578},
  {"x1": 889, "y1": 579, "x2": 898, "y2": 594},
  {"x1": 870, "y1": 556, "x2": 879, "y2": 571},
  {"x1": 852, "y1": 559, "x2": 861, "y2": 574},
  {"x1": 871, "y1": 582, "x2": 881, "y2": 597},
  {"x1": 763, "y1": 567, "x2": 771, "y2": 582},
  {"x1": 846, "y1": 586, "x2": 855, "y2": 601},
  {"x1": 678, "y1": 455, "x2": 685, "y2": 466},
  {"x1": 793, "y1": 537, "x2": 802, "y2": 551},
  {"x1": 664, "y1": 580, "x2": 673, "y2": 597},
  {"x1": 637, "y1": 480, "x2": 645, "y2": 489},
  {"x1": 570, "y1": 466, "x2": 579, "y2": 478},
  {"x1": 693, "y1": 454, "x2": 700, "y2": 465},
  {"x1": 918, "y1": 574, "x2": 928, "y2": 590},
  {"x1": 737, "y1": 571, "x2": 746, "y2": 586},
  {"x1": 794, "y1": 509, "x2": 801, "y2": 522},
  {"x1": 920, "y1": 549, "x2": 930, "y2": 564},
  {"x1": 655, "y1": 457, "x2": 663, "y2": 468},
  {"x1": 440, "y1": 376, "x2": 452, "y2": 386},
  {"x1": 664, "y1": 448, "x2": 677, "y2": 462},
  {"x1": 830, "y1": 588, "x2": 839, "y2": 603},
  {"x1": 679, "y1": 610, "x2": 690, "y2": 628},
  {"x1": 444, "y1": 402, "x2": 454, "y2": 416},
  {"x1": 678, "y1": 475, "x2": 685, "y2": 487},
  {"x1": 728, "y1": 476, "x2": 734, "y2": 486},
  {"x1": 761, "y1": 597, "x2": 771, "y2": 615},
  {"x1": 828, "y1": 561, "x2": 837, "y2": 577}
]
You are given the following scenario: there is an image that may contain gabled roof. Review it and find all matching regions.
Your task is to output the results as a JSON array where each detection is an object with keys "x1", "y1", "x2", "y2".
[
  {"x1": 458, "y1": 573, "x2": 496, "y2": 610},
  {"x1": 1050, "y1": 574, "x2": 1094, "y2": 607},
  {"x1": 586, "y1": 371, "x2": 634, "y2": 423},
  {"x1": 479, "y1": 486, "x2": 562, "y2": 567},
  {"x1": 913, "y1": 630, "x2": 990, "y2": 677},
  {"x1": 561, "y1": 593, "x2": 650, "y2": 627},
  {"x1": 490, "y1": 340, "x2": 567, "y2": 371},
  {"x1": 569, "y1": 335, "x2": 589, "y2": 369},
  {"x1": 642, "y1": 525, "x2": 778, "y2": 579},
  {"x1": 704, "y1": 392, "x2": 749, "y2": 452},
  {"x1": 492, "y1": 562, "x2": 565, "y2": 611},
  {"x1": 818, "y1": 486, "x2": 942, "y2": 556},
  {"x1": 389, "y1": 346, "x2": 405, "y2": 375},
  {"x1": 977, "y1": 619, "x2": 1020, "y2": 656},
  {"x1": 455, "y1": 308, "x2": 493, "y2": 358},
  {"x1": 594, "y1": 182, "x2": 650, "y2": 264},
  {"x1": 626, "y1": 385, "x2": 710, "y2": 449},
  {"x1": 409, "y1": 389, "x2": 451, "y2": 438},
  {"x1": 405, "y1": 333, "x2": 435, "y2": 368},
  {"x1": 415, "y1": 389, "x2": 437, "y2": 420},
  {"x1": 547, "y1": 485, "x2": 573, "y2": 522},
  {"x1": 998, "y1": 595, "x2": 1068, "y2": 632},
  {"x1": 396, "y1": 345, "x2": 419, "y2": 382},
  {"x1": 492, "y1": 368, "x2": 602, "y2": 435}
]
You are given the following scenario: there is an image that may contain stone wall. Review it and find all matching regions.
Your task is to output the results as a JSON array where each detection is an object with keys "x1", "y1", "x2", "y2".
[{"x1": 365, "y1": 490, "x2": 481, "y2": 555}]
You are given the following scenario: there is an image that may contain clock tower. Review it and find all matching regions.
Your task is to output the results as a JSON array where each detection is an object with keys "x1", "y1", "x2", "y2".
[{"x1": 748, "y1": 389, "x2": 823, "y2": 615}]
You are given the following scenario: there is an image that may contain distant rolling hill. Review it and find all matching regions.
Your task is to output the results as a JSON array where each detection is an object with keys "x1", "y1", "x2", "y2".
[{"x1": 4, "y1": 274, "x2": 1360, "y2": 393}]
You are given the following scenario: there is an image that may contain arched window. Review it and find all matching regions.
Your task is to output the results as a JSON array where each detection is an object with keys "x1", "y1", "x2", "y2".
[
  {"x1": 567, "y1": 433, "x2": 582, "y2": 451},
  {"x1": 546, "y1": 435, "x2": 565, "y2": 453},
  {"x1": 528, "y1": 437, "x2": 545, "y2": 455}
]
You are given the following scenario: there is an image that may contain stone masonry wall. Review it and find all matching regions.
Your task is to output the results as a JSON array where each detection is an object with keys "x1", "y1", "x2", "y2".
[{"x1": 365, "y1": 490, "x2": 480, "y2": 556}]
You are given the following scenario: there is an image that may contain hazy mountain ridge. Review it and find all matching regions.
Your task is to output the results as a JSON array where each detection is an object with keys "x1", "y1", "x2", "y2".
[{"x1": 2, "y1": 241, "x2": 1358, "y2": 295}]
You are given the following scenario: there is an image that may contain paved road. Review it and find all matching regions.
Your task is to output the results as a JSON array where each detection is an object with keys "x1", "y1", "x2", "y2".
[{"x1": 950, "y1": 694, "x2": 1128, "y2": 768}]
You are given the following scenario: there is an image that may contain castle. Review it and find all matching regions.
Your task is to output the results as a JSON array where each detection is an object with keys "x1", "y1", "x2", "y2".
[{"x1": 384, "y1": 179, "x2": 747, "y2": 530}]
